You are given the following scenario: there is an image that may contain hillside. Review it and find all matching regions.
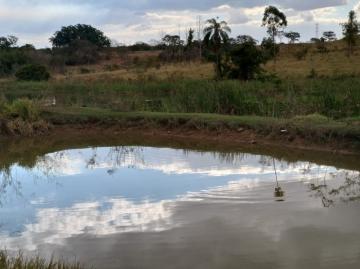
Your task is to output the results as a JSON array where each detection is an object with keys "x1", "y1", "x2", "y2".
[{"x1": 45, "y1": 40, "x2": 360, "y2": 82}]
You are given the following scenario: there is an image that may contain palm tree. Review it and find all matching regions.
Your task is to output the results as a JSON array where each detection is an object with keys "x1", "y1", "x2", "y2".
[{"x1": 203, "y1": 18, "x2": 231, "y2": 79}]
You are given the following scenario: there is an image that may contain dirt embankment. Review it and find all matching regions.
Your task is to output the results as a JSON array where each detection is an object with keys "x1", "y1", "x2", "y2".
[{"x1": 49, "y1": 123, "x2": 359, "y2": 156}]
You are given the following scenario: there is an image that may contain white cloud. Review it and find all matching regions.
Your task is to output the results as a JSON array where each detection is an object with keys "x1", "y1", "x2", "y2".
[{"x1": 0, "y1": 0, "x2": 352, "y2": 46}]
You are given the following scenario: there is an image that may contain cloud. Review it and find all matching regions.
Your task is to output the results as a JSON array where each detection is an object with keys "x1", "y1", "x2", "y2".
[
  {"x1": 0, "y1": 0, "x2": 351, "y2": 47},
  {"x1": 19, "y1": 0, "x2": 347, "y2": 11}
]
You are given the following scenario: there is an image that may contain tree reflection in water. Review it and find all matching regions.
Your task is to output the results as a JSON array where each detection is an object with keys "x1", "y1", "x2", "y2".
[
  {"x1": 309, "y1": 171, "x2": 360, "y2": 207},
  {"x1": 0, "y1": 146, "x2": 146, "y2": 206},
  {"x1": 0, "y1": 167, "x2": 21, "y2": 207}
]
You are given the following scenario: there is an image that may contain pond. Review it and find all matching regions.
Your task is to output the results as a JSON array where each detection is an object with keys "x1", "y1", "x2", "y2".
[{"x1": 0, "y1": 136, "x2": 360, "y2": 269}]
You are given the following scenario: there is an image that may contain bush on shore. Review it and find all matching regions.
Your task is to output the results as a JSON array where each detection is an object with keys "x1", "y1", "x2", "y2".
[
  {"x1": 15, "y1": 64, "x2": 50, "y2": 81},
  {"x1": 0, "y1": 99, "x2": 51, "y2": 136}
]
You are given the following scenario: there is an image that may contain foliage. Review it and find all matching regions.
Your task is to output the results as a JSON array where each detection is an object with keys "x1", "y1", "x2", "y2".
[
  {"x1": 262, "y1": 6, "x2": 287, "y2": 62},
  {"x1": 4, "y1": 98, "x2": 40, "y2": 122},
  {"x1": 50, "y1": 24, "x2": 111, "y2": 48},
  {"x1": 231, "y1": 35, "x2": 257, "y2": 45},
  {"x1": 15, "y1": 64, "x2": 50, "y2": 81},
  {"x1": 342, "y1": 10, "x2": 359, "y2": 55},
  {"x1": 0, "y1": 49, "x2": 28, "y2": 76},
  {"x1": 57, "y1": 39, "x2": 100, "y2": 65},
  {"x1": 262, "y1": 6, "x2": 288, "y2": 36},
  {"x1": 159, "y1": 35, "x2": 184, "y2": 62},
  {"x1": 227, "y1": 37, "x2": 266, "y2": 80},
  {"x1": 0, "y1": 36, "x2": 18, "y2": 49}
]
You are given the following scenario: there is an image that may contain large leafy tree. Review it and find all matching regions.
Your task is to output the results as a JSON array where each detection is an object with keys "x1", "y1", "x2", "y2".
[
  {"x1": 262, "y1": 6, "x2": 287, "y2": 62},
  {"x1": 50, "y1": 24, "x2": 111, "y2": 48},
  {"x1": 203, "y1": 18, "x2": 231, "y2": 79},
  {"x1": 229, "y1": 36, "x2": 265, "y2": 80},
  {"x1": 342, "y1": 10, "x2": 360, "y2": 56}
]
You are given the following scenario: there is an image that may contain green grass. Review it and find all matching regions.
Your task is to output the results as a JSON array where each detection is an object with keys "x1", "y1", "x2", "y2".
[
  {"x1": 1, "y1": 77, "x2": 360, "y2": 119},
  {"x1": 42, "y1": 107, "x2": 360, "y2": 145},
  {"x1": 0, "y1": 251, "x2": 85, "y2": 269}
]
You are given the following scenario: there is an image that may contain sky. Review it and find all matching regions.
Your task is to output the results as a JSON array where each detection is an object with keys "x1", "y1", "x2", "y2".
[{"x1": 0, "y1": 0, "x2": 360, "y2": 48}]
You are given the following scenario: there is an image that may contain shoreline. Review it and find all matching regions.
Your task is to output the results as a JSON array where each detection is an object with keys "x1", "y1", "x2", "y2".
[
  {"x1": 1, "y1": 107, "x2": 359, "y2": 155},
  {"x1": 51, "y1": 123, "x2": 358, "y2": 156}
]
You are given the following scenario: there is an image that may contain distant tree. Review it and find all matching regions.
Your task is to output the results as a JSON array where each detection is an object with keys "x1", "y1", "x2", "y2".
[
  {"x1": 187, "y1": 28, "x2": 195, "y2": 48},
  {"x1": 316, "y1": 37, "x2": 328, "y2": 53},
  {"x1": 322, "y1": 31, "x2": 337, "y2": 42},
  {"x1": 284, "y1": 31, "x2": 301, "y2": 43},
  {"x1": 262, "y1": 6, "x2": 287, "y2": 62},
  {"x1": 310, "y1": 37, "x2": 320, "y2": 43},
  {"x1": 203, "y1": 18, "x2": 231, "y2": 79},
  {"x1": 0, "y1": 36, "x2": 18, "y2": 49},
  {"x1": 161, "y1": 35, "x2": 184, "y2": 61},
  {"x1": 130, "y1": 42, "x2": 152, "y2": 51},
  {"x1": 162, "y1": 35, "x2": 182, "y2": 47},
  {"x1": 342, "y1": 10, "x2": 360, "y2": 56},
  {"x1": 20, "y1": 44, "x2": 36, "y2": 50},
  {"x1": 50, "y1": 24, "x2": 111, "y2": 48},
  {"x1": 233, "y1": 35, "x2": 257, "y2": 45}
]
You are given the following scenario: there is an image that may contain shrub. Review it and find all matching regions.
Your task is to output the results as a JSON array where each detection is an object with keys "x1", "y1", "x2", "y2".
[
  {"x1": 15, "y1": 64, "x2": 50, "y2": 81},
  {"x1": 228, "y1": 40, "x2": 266, "y2": 80},
  {"x1": 0, "y1": 49, "x2": 28, "y2": 76},
  {"x1": 6, "y1": 98, "x2": 39, "y2": 122}
]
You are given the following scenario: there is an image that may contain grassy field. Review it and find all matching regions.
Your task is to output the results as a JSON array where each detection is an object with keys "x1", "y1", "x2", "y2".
[{"x1": 264, "y1": 42, "x2": 360, "y2": 79}]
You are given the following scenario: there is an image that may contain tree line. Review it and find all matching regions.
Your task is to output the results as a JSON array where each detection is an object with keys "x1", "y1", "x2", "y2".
[{"x1": 0, "y1": 6, "x2": 359, "y2": 81}]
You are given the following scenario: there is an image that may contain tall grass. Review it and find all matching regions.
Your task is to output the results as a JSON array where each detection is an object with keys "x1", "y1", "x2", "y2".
[
  {"x1": 1, "y1": 77, "x2": 359, "y2": 119},
  {"x1": 0, "y1": 251, "x2": 85, "y2": 269}
]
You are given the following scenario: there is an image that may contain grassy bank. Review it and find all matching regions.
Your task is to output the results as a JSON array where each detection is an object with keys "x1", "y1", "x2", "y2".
[
  {"x1": 42, "y1": 107, "x2": 360, "y2": 150},
  {"x1": 1, "y1": 77, "x2": 360, "y2": 119},
  {"x1": 0, "y1": 251, "x2": 84, "y2": 269},
  {"x1": 1, "y1": 75, "x2": 359, "y2": 150}
]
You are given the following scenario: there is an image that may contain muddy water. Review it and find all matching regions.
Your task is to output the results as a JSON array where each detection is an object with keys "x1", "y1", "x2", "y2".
[{"x1": 0, "y1": 137, "x2": 360, "y2": 269}]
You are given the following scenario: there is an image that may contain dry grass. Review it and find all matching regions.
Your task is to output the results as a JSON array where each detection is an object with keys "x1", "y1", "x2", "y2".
[
  {"x1": 264, "y1": 41, "x2": 360, "y2": 78},
  {"x1": 51, "y1": 40, "x2": 360, "y2": 81},
  {"x1": 54, "y1": 61, "x2": 214, "y2": 82}
]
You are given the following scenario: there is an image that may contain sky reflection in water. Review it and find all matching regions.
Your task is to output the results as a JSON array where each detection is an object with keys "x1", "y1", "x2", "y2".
[{"x1": 0, "y1": 146, "x2": 359, "y2": 268}]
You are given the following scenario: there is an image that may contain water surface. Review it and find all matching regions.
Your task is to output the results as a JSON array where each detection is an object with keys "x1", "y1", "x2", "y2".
[{"x1": 0, "y1": 141, "x2": 360, "y2": 269}]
